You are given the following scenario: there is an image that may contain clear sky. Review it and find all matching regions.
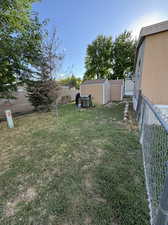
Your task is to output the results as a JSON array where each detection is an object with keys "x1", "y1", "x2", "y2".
[{"x1": 33, "y1": 0, "x2": 168, "y2": 79}]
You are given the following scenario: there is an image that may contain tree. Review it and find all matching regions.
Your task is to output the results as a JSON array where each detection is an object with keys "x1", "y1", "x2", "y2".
[
  {"x1": 0, "y1": 0, "x2": 39, "y2": 32},
  {"x1": 84, "y1": 31, "x2": 137, "y2": 81},
  {"x1": 27, "y1": 80, "x2": 60, "y2": 111},
  {"x1": 112, "y1": 31, "x2": 137, "y2": 79},
  {"x1": 59, "y1": 75, "x2": 81, "y2": 89},
  {"x1": 84, "y1": 35, "x2": 113, "y2": 80},
  {"x1": 40, "y1": 28, "x2": 64, "y2": 80},
  {"x1": 0, "y1": 0, "x2": 42, "y2": 98},
  {"x1": 27, "y1": 28, "x2": 64, "y2": 111}
]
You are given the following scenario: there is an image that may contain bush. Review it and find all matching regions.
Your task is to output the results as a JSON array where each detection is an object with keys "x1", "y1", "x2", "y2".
[
  {"x1": 27, "y1": 80, "x2": 60, "y2": 111},
  {"x1": 60, "y1": 95, "x2": 71, "y2": 104}
]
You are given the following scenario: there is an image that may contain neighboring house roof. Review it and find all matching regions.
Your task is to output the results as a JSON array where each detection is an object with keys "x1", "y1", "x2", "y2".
[
  {"x1": 137, "y1": 20, "x2": 168, "y2": 49},
  {"x1": 81, "y1": 80, "x2": 106, "y2": 85}
]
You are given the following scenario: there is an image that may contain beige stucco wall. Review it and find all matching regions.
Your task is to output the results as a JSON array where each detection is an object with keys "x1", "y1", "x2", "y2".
[
  {"x1": 80, "y1": 84, "x2": 103, "y2": 104},
  {"x1": 141, "y1": 31, "x2": 168, "y2": 104}
]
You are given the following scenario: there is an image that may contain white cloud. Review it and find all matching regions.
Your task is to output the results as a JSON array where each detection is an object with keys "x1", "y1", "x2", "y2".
[{"x1": 129, "y1": 12, "x2": 168, "y2": 39}]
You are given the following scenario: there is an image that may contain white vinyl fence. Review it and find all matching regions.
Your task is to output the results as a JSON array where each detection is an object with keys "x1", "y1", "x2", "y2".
[{"x1": 124, "y1": 79, "x2": 134, "y2": 96}]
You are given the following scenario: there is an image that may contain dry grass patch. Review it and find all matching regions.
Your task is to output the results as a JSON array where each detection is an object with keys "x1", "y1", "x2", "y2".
[
  {"x1": 0, "y1": 103, "x2": 149, "y2": 225},
  {"x1": 5, "y1": 187, "x2": 36, "y2": 217}
]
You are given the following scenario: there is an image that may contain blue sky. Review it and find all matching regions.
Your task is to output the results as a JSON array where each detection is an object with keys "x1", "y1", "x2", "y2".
[{"x1": 33, "y1": 0, "x2": 168, "y2": 79}]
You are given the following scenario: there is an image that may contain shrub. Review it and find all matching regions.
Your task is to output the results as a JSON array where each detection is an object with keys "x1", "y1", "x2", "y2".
[{"x1": 27, "y1": 80, "x2": 60, "y2": 111}]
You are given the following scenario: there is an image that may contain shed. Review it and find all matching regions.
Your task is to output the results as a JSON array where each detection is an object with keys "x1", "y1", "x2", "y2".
[
  {"x1": 109, "y1": 80, "x2": 124, "y2": 101},
  {"x1": 80, "y1": 79, "x2": 110, "y2": 104}
]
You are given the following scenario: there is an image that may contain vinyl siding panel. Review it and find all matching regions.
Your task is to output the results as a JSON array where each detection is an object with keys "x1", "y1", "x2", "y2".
[{"x1": 141, "y1": 31, "x2": 168, "y2": 104}]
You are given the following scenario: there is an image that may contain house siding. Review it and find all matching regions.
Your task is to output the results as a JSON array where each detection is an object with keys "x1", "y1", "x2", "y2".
[
  {"x1": 134, "y1": 40, "x2": 145, "y2": 100},
  {"x1": 141, "y1": 31, "x2": 168, "y2": 104}
]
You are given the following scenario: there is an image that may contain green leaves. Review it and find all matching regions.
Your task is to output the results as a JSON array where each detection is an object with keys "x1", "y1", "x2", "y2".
[
  {"x1": 0, "y1": 0, "x2": 39, "y2": 32},
  {"x1": 84, "y1": 31, "x2": 137, "y2": 80},
  {"x1": 84, "y1": 35, "x2": 113, "y2": 80},
  {"x1": 59, "y1": 75, "x2": 82, "y2": 89},
  {"x1": 0, "y1": 0, "x2": 42, "y2": 98},
  {"x1": 113, "y1": 31, "x2": 137, "y2": 79}
]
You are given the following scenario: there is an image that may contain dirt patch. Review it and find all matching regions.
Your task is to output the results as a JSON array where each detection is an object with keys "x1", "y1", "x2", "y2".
[
  {"x1": 81, "y1": 164, "x2": 92, "y2": 171},
  {"x1": 84, "y1": 216, "x2": 92, "y2": 225},
  {"x1": 96, "y1": 148, "x2": 104, "y2": 158},
  {"x1": 93, "y1": 148, "x2": 104, "y2": 166},
  {"x1": 5, "y1": 200, "x2": 19, "y2": 217},
  {"x1": 93, "y1": 196, "x2": 107, "y2": 203},
  {"x1": 105, "y1": 102, "x2": 123, "y2": 108},
  {"x1": 84, "y1": 174, "x2": 93, "y2": 191},
  {"x1": 73, "y1": 151, "x2": 83, "y2": 162},
  {"x1": 5, "y1": 187, "x2": 36, "y2": 217},
  {"x1": 91, "y1": 139, "x2": 105, "y2": 146},
  {"x1": 127, "y1": 103, "x2": 139, "y2": 132},
  {"x1": 104, "y1": 102, "x2": 113, "y2": 108},
  {"x1": 24, "y1": 188, "x2": 36, "y2": 201}
]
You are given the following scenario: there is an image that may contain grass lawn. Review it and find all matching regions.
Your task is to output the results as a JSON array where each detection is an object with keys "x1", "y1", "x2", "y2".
[{"x1": 0, "y1": 103, "x2": 150, "y2": 225}]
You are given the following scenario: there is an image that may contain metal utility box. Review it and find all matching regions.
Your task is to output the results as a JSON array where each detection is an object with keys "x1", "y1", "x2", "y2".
[{"x1": 80, "y1": 96, "x2": 90, "y2": 108}]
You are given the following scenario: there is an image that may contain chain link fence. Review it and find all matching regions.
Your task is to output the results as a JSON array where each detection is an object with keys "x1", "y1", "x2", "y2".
[{"x1": 137, "y1": 95, "x2": 168, "y2": 225}]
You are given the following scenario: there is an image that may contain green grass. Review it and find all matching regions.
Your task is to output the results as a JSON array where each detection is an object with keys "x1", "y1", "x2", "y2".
[{"x1": 0, "y1": 103, "x2": 150, "y2": 225}]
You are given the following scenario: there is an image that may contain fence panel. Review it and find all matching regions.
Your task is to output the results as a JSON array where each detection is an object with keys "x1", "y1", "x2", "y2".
[{"x1": 138, "y1": 96, "x2": 168, "y2": 225}]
